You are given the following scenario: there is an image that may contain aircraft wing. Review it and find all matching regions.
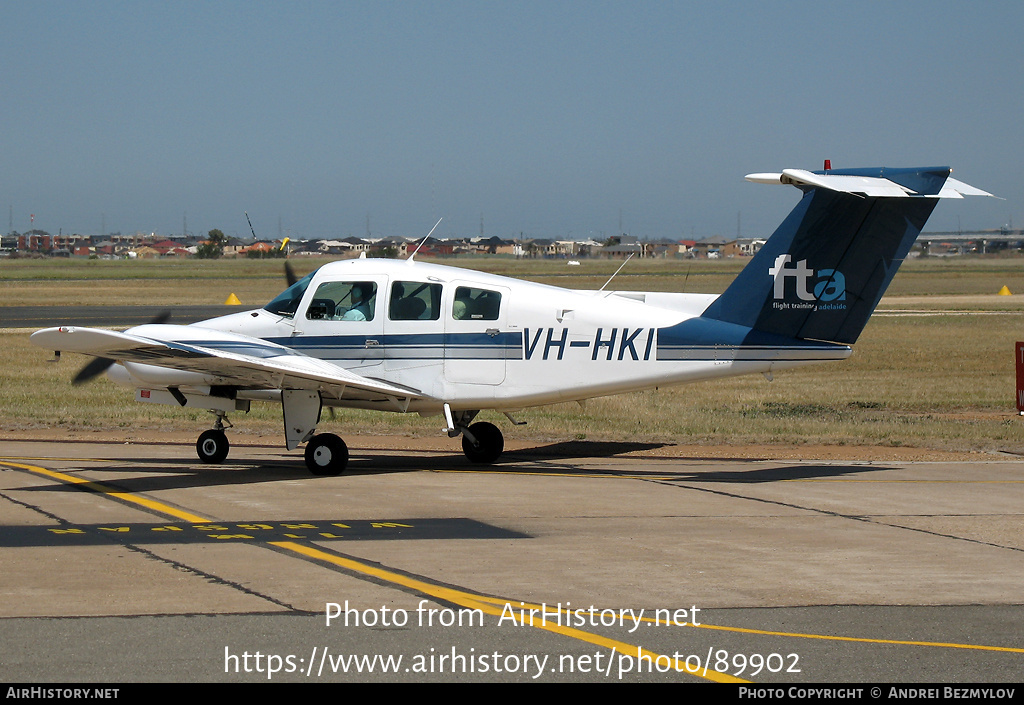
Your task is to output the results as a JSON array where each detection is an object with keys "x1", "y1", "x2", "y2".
[{"x1": 30, "y1": 324, "x2": 428, "y2": 402}]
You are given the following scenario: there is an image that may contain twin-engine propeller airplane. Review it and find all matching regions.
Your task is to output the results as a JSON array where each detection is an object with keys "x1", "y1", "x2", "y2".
[{"x1": 31, "y1": 164, "x2": 993, "y2": 475}]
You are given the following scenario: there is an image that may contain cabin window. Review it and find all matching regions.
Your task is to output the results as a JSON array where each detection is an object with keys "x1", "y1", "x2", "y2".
[
  {"x1": 389, "y1": 281, "x2": 442, "y2": 321},
  {"x1": 452, "y1": 286, "x2": 501, "y2": 320},
  {"x1": 305, "y1": 281, "x2": 377, "y2": 321}
]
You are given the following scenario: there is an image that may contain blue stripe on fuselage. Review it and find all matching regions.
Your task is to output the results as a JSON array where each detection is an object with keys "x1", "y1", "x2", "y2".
[{"x1": 655, "y1": 317, "x2": 849, "y2": 361}]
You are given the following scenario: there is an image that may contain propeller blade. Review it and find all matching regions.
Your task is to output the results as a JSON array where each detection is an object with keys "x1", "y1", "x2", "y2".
[
  {"x1": 70, "y1": 310, "x2": 171, "y2": 385},
  {"x1": 285, "y1": 261, "x2": 298, "y2": 287},
  {"x1": 73, "y1": 357, "x2": 115, "y2": 385}
]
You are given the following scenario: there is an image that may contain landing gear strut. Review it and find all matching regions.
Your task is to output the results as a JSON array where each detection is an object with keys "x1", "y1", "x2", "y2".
[
  {"x1": 196, "y1": 412, "x2": 231, "y2": 464},
  {"x1": 304, "y1": 433, "x2": 349, "y2": 476}
]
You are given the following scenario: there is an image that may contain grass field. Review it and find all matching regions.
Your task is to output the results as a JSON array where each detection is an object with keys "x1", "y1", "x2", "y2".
[
  {"x1": 3, "y1": 255, "x2": 1024, "y2": 453},
  {"x1": 4, "y1": 255, "x2": 1024, "y2": 305}
]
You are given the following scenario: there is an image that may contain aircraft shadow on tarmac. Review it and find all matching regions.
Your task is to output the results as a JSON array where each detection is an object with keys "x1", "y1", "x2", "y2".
[
  {"x1": 16, "y1": 440, "x2": 892, "y2": 495},
  {"x1": 508, "y1": 440, "x2": 673, "y2": 459},
  {"x1": 660, "y1": 463, "x2": 895, "y2": 484}
]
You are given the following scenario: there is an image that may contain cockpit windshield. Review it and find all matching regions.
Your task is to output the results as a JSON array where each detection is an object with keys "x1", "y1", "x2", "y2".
[{"x1": 263, "y1": 270, "x2": 316, "y2": 317}]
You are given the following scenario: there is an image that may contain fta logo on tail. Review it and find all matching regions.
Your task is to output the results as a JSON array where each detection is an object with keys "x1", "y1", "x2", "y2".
[{"x1": 768, "y1": 254, "x2": 846, "y2": 304}]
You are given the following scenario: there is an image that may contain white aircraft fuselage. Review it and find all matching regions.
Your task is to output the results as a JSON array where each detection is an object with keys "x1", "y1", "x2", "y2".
[
  {"x1": 122, "y1": 258, "x2": 839, "y2": 414},
  {"x1": 32, "y1": 165, "x2": 994, "y2": 474}
]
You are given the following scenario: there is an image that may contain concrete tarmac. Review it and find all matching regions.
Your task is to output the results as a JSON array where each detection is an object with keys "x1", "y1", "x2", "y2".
[{"x1": 1, "y1": 438, "x2": 1022, "y2": 683}]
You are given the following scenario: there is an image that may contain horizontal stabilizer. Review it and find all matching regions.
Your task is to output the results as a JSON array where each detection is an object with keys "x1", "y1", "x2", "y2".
[{"x1": 746, "y1": 167, "x2": 995, "y2": 199}]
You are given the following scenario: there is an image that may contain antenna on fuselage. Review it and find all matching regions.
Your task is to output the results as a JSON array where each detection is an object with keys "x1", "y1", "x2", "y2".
[
  {"x1": 407, "y1": 218, "x2": 443, "y2": 263},
  {"x1": 599, "y1": 253, "x2": 634, "y2": 291}
]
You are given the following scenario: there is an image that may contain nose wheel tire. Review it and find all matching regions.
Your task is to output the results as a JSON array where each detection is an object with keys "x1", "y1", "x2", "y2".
[
  {"x1": 305, "y1": 433, "x2": 349, "y2": 476},
  {"x1": 462, "y1": 421, "x2": 504, "y2": 464},
  {"x1": 196, "y1": 429, "x2": 230, "y2": 464}
]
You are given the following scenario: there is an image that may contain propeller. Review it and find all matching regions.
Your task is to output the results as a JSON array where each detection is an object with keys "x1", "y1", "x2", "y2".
[
  {"x1": 71, "y1": 261, "x2": 294, "y2": 385},
  {"x1": 249, "y1": 209, "x2": 297, "y2": 287},
  {"x1": 70, "y1": 310, "x2": 171, "y2": 385},
  {"x1": 72, "y1": 356, "x2": 117, "y2": 385}
]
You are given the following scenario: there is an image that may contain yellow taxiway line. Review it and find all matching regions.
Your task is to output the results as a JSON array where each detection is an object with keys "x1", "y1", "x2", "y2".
[{"x1": 2, "y1": 459, "x2": 741, "y2": 682}]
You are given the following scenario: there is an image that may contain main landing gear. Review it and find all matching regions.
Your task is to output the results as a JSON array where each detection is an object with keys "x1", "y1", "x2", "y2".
[
  {"x1": 196, "y1": 412, "x2": 231, "y2": 464},
  {"x1": 196, "y1": 429, "x2": 229, "y2": 464},
  {"x1": 303, "y1": 433, "x2": 348, "y2": 476},
  {"x1": 194, "y1": 407, "x2": 504, "y2": 475},
  {"x1": 193, "y1": 411, "x2": 350, "y2": 476}
]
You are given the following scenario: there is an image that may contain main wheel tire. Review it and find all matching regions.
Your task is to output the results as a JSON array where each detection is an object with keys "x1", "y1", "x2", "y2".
[
  {"x1": 462, "y1": 421, "x2": 504, "y2": 464},
  {"x1": 196, "y1": 429, "x2": 230, "y2": 464},
  {"x1": 305, "y1": 433, "x2": 349, "y2": 476}
]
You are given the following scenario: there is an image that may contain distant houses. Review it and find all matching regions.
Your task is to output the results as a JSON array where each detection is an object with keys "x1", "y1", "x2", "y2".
[{"x1": 3, "y1": 228, "x2": 775, "y2": 260}]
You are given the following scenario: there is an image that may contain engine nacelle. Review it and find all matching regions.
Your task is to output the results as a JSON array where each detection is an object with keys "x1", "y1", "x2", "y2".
[{"x1": 108, "y1": 361, "x2": 225, "y2": 388}]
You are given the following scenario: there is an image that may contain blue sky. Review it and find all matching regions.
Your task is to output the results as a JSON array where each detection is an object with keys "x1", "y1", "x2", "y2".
[{"x1": 2, "y1": 1, "x2": 1021, "y2": 241}]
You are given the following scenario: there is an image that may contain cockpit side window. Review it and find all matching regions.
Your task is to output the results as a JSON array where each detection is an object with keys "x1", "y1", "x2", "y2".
[
  {"x1": 305, "y1": 281, "x2": 377, "y2": 321},
  {"x1": 389, "y1": 281, "x2": 442, "y2": 321},
  {"x1": 263, "y1": 271, "x2": 316, "y2": 317},
  {"x1": 452, "y1": 286, "x2": 501, "y2": 320}
]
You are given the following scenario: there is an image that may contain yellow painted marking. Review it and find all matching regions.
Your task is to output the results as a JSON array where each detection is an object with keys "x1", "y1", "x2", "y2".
[
  {"x1": 0, "y1": 462, "x2": 211, "y2": 523},
  {"x1": 3, "y1": 458, "x2": 738, "y2": 681},
  {"x1": 688, "y1": 621, "x2": 1024, "y2": 654},
  {"x1": 8, "y1": 459, "x2": 1019, "y2": 666},
  {"x1": 472, "y1": 602, "x2": 1024, "y2": 655},
  {"x1": 209, "y1": 534, "x2": 255, "y2": 540},
  {"x1": 470, "y1": 599, "x2": 1024, "y2": 655},
  {"x1": 272, "y1": 541, "x2": 745, "y2": 683}
]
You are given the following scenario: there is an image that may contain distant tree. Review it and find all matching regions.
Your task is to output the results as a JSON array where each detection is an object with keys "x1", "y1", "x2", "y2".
[
  {"x1": 195, "y1": 229, "x2": 227, "y2": 259},
  {"x1": 246, "y1": 246, "x2": 286, "y2": 259}
]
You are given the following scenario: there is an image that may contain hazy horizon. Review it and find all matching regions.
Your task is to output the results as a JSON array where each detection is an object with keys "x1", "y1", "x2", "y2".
[{"x1": 4, "y1": 2, "x2": 1020, "y2": 241}]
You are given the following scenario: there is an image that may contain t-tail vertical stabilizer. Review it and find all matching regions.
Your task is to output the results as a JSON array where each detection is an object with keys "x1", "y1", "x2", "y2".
[{"x1": 701, "y1": 165, "x2": 994, "y2": 345}]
